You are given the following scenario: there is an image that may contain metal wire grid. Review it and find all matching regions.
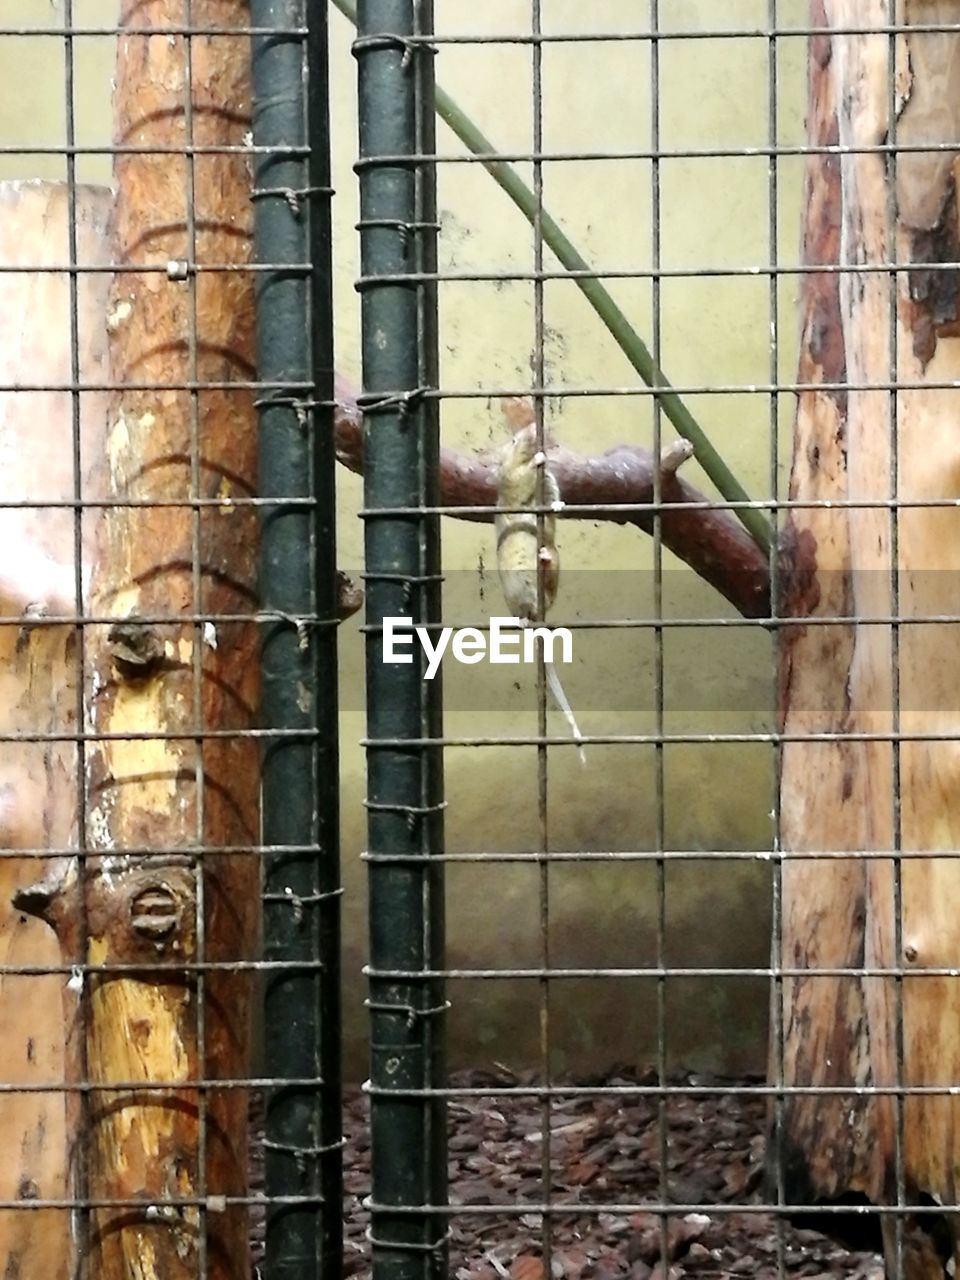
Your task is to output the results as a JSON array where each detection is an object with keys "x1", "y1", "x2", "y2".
[
  {"x1": 0, "y1": 4, "x2": 957, "y2": 1280},
  {"x1": 252, "y1": 1, "x2": 342, "y2": 1275},
  {"x1": 0, "y1": 3, "x2": 340, "y2": 1278},
  {"x1": 354, "y1": 5, "x2": 960, "y2": 1280},
  {"x1": 355, "y1": 3, "x2": 447, "y2": 1279}
]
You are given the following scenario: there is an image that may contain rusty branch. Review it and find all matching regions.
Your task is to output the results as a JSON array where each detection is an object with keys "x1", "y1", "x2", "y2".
[{"x1": 333, "y1": 376, "x2": 773, "y2": 620}]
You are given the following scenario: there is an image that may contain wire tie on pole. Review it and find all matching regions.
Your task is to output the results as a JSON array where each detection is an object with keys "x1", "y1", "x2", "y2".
[
  {"x1": 351, "y1": 32, "x2": 437, "y2": 72},
  {"x1": 364, "y1": 1223, "x2": 451, "y2": 1254},
  {"x1": 250, "y1": 184, "x2": 335, "y2": 215},
  {"x1": 261, "y1": 1135, "x2": 346, "y2": 1158},
  {"x1": 363, "y1": 800, "x2": 447, "y2": 815},
  {"x1": 257, "y1": 609, "x2": 313, "y2": 649},
  {"x1": 366, "y1": 999, "x2": 450, "y2": 1029},
  {"x1": 357, "y1": 385, "x2": 427, "y2": 418},
  {"x1": 252, "y1": 391, "x2": 321, "y2": 427},
  {"x1": 262, "y1": 887, "x2": 344, "y2": 904},
  {"x1": 355, "y1": 217, "x2": 441, "y2": 253}
]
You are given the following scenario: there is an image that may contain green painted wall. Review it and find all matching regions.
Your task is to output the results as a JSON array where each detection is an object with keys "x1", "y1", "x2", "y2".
[{"x1": 0, "y1": 0, "x2": 809, "y2": 1078}]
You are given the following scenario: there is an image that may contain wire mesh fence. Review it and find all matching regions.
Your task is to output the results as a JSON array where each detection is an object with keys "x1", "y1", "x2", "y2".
[
  {"x1": 2, "y1": 2, "x2": 960, "y2": 1279},
  {"x1": 351, "y1": 4, "x2": 960, "y2": 1280},
  {"x1": 0, "y1": 2, "x2": 341, "y2": 1278}
]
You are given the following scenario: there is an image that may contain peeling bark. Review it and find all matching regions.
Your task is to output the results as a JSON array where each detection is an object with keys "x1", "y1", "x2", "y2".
[
  {"x1": 0, "y1": 180, "x2": 112, "y2": 1280},
  {"x1": 775, "y1": 4, "x2": 883, "y2": 1222},
  {"x1": 5, "y1": 6, "x2": 260, "y2": 1278},
  {"x1": 778, "y1": 4, "x2": 960, "y2": 1275}
]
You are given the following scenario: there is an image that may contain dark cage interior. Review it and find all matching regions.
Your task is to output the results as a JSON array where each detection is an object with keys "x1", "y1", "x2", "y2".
[{"x1": 2, "y1": 2, "x2": 959, "y2": 1280}]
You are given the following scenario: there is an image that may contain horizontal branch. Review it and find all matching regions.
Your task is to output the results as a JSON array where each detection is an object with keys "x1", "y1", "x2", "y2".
[
  {"x1": 333, "y1": 377, "x2": 772, "y2": 620},
  {"x1": 330, "y1": 0, "x2": 772, "y2": 554}
]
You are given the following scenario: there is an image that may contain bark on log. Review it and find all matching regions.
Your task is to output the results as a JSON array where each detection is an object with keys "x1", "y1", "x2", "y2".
[
  {"x1": 0, "y1": 179, "x2": 112, "y2": 1280},
  {"x1": 11, "y1": 6, "x2": 260, "y2": 1278},
  {"x1": 778, "y1": 4, "x2": 960, "y2": 1275}
]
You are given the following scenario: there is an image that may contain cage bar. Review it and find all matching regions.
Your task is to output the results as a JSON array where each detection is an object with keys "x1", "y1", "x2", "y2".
[
  {"x1": 252, "y1": 2, "x2": 342, "y2": 1277},
  {"x1": 355, "y1": 1, "x2": 447, "y2": 1278}
]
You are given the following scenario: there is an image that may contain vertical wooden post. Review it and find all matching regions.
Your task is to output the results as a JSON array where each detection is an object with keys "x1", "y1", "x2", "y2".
[
  {"x1": 779, "y1": 3, "x2": 960, "y2": 1275},
  {"x1": 0, "y1": 179, "x2": 112, "y2": 1280},
  {"x1": 13, "y1": 4, "x2": 260, "y2": 1277}
]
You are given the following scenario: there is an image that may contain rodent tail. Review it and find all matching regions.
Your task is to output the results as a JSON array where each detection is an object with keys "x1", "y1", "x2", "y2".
[{"x1": 545, "y1": 661, "x2": 587, "y2": 767}]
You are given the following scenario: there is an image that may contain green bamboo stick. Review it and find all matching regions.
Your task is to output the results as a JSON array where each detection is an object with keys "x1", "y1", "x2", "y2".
[{"x1": 333, "y1": 0, "x2": 772, "y2": 552}]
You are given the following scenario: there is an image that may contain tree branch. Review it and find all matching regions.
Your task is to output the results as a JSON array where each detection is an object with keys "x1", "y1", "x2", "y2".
[
  {"x1": 333, "y1": 377, "x2": 771, "y2": 620},
  {"x1": 330, "y1": 0, "x2": 773, "y2": 554}
]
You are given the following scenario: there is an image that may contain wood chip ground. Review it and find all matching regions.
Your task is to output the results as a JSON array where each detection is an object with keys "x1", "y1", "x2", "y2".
[{"x1": 330, "y1": 1069, "x2": 884, "y2": 1280}]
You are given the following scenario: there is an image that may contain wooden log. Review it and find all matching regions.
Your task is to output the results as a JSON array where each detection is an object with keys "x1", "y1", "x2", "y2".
[
  {"x1": 8, "y1": 5, "x2": 260, "y2": 1277},
  {"x1": 779, "y1": 3, "x2": 960, "y2": 1274},
  {"x1": 89, "y1": 4, "x2": 257, "y2": 1274},
  {"x1": 0, "y1": 178, "x2": 112, "y2": 1280},
  {"x1": 774, "y1": 0, "x2": 885, "y2": 1218}
]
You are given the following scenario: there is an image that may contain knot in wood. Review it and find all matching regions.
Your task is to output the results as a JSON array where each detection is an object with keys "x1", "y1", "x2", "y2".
[
  {"x1": 130, "y1": 883, "x2": 180, "y2": 941},
  {"x1": 107, "y1": 616, "x2": 165, "y2": 680}
]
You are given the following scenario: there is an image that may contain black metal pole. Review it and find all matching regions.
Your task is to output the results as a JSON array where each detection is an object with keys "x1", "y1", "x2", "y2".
[
  {"x1": 306, "y1": 7, "x2": 345, "y2": 1278},
  {"x1": 252, "y1": 2, "x2": 342, "y2": 1277},
  {"x1": 355, "y1": 1, "x2": 448, "y2": 1278}
]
